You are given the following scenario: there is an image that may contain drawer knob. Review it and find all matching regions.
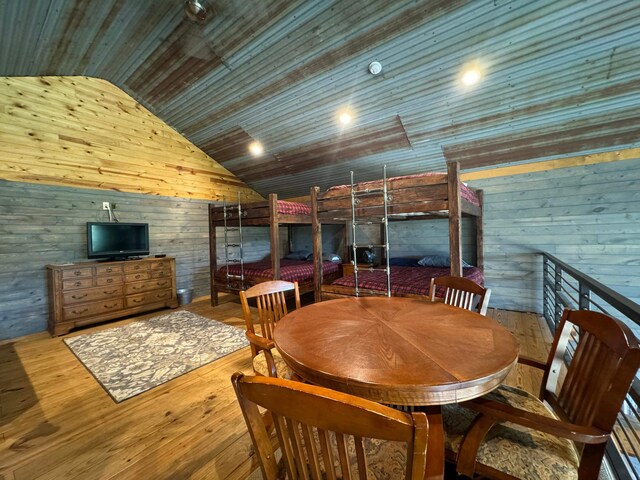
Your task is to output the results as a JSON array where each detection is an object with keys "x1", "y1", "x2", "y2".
[
  {"x1": 104, "y1": 303, "x2": 118, "y2": 309},
  {"x1": 104, "y1": 290, "x2": 118, "y2": 295},
  {"x1": 72, "y1": 308, "x2": 88, "y2": 314},
  {"x1": 72, "y1": 294, "x2": 87, "y2": 299},
  {"x1": 106, "y1": 268, "x2": 112, "y2": 273},
  {"x1": 106, "y1": 279, "x2": 113, "y2": 284},
  {"x1": 133, "y1": 298, "x2": 143, "y2": 304},
  {"x1": 74, "y1": 281, "x2": 82, "y2": 287},
  {"x1": 74, "y1": 271, "x2": 82, "y2": 276}
]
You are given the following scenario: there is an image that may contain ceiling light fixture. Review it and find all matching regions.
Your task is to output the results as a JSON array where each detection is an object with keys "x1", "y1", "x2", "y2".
[
  {"x1": 184, "y1": 0, "x2": 207, "y2": 23},
  {"x1": 337, "y1": 107, "x2": 354, "y2": 126},
  {"x1": 248, "y1": 141, "x2": 264, "y2": 157}
]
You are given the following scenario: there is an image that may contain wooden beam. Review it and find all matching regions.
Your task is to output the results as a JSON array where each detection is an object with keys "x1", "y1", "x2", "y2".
[
  {"x1": 311, "y1": 187, "x2": 322, "y2": 302},
  {"x1": 269, "y1": 194, "x2": 280, "y2": 280},
  {"x1": 460, "y1": 148, "x2": 640, "y2": 182}
]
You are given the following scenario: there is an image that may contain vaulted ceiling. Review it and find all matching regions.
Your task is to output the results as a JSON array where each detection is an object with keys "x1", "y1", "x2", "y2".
[{"x1": 1, "y1": 0, "x2": 639, "y2": 197}]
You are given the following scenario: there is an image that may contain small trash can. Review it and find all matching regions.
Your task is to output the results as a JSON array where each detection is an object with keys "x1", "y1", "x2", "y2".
[{"x1": 176, "y1": 288, "x2": 193, "y2": 306}]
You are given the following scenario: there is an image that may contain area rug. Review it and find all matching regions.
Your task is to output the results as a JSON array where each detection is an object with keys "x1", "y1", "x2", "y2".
[{"x1": 64, "y1": 310, "x2": 248, "y2": 403}]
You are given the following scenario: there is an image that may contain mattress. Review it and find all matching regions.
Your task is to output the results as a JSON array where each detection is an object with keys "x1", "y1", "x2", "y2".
[
  {"x1": 219, "y1": 258, "x2": 339, "y2": 284},
  {"x1": 331, "y1": 265, "x2": 484, "y2": 296},
  {"x1": 276, "y1": 200, "x2": 311, "y2": 216}
]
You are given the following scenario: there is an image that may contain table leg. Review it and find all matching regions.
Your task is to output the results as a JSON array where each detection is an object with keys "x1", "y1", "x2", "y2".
[{"x1": 423, "y1": 406, "x2": 444, "y2": 480}]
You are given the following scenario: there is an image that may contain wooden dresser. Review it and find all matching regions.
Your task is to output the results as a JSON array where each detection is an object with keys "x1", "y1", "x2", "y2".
[{"x1": 46, "y1": 257, "x2": 178, "y2": 336}]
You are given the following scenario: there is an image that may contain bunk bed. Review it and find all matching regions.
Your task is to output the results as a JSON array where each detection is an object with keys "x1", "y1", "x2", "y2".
[
  {"x1": 208, "y1": 193, "x2": 341, "y2": 305},
  {"x1": 310, "y1": 162, "x2": 484, "y2": 301}
]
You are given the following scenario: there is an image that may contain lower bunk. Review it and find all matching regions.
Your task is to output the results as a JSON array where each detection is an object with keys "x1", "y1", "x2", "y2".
[
  {"x1": 320, "y1": 265, "x2": 484, "y2": 301},
  {"x1": 213, "y1": 259, "x2": 341, "y2": 304}
]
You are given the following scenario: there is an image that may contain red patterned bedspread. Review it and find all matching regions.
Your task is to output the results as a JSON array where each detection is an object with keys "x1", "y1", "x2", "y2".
[
  {"x1": 219, "y1": 259, "x2": 338, "y2": 283},
  {"x1": 277, "y1": 201, "x2": 311, "y2": 216},
  {"x1": 331, "y1": 265, "x2": 484, "y2": 296},
  {"x1": 327, "y1": 172, "x2": 480, "y2": 207}
]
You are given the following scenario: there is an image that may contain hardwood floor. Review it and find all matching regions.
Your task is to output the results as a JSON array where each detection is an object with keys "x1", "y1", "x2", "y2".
[{"x1": 0, "y1": 296, "x2": 551, "y2": 480}]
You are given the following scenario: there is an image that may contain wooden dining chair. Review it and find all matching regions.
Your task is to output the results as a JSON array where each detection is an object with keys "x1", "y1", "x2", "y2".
[
  {"x1": 232, "y1": 372, "x2": 429, "y2": 479},
  {"x1": 429, "y1": 276, "x2": 491, "y2": 315},
  {"x1": 444, "y1": 308, "x2": 640, "y2": 480},
  {"x1": 240, "y1": 280, "x2": 300, "y2": 379}
]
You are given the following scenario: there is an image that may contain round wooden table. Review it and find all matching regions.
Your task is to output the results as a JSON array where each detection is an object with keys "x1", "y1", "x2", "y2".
[{"x1": 273, "y1": 296, "x2": 519, "y2": 480}]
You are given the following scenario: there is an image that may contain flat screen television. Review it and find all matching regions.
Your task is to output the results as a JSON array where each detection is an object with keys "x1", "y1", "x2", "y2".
[{"x1": 87, "y1": 222, "x2": 149, "y2": 260}]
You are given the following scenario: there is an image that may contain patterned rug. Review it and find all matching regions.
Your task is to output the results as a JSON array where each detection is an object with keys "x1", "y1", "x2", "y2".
[{"x1": 64, "y1": 310, "x2": 248, "y2": 402}]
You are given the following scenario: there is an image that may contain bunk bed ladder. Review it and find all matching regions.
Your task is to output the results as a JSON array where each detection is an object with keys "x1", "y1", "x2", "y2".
[
  {"x1": 222, "y1": 192, "x2": 245, "y2": 290},
  {"x1": 350, "y1": 166, "x2": 391, "y2": 297}
]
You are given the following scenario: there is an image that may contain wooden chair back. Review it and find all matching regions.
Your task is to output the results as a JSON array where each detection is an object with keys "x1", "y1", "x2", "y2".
[
  {"x1": 429, "y1": 276, "x2": 491, "y2": 315},
  {"x1": 232, "y1": 372, "x2": 429, "y2": 480},
  {"x1": 240, "y1": 280, "x2": 300, "y2": 357},
  {"x1": 543, "y1": 308, "x2": 640, "y2": 434}
]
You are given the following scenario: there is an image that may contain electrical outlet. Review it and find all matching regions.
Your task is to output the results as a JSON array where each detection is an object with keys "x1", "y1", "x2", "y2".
[{"x1": 102, "y1": 202, "x2": 110, "y2": 210}]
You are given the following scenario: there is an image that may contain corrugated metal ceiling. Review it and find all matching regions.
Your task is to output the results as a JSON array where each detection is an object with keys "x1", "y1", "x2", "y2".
[{"x1": 1, "y1": 0, "x2": 639, "y2": 197}]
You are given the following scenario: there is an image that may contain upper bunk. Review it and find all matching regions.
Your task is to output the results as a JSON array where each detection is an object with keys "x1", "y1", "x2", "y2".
[
  {"x1": 311, "y1": 161, "x2": 482, "y2": 222},
  {"x1": 310, "y1": 162, "x2": 484, "y2": 299},
  {"x1": 208, "y1": 193, "x2": 311, "y2": 227}
]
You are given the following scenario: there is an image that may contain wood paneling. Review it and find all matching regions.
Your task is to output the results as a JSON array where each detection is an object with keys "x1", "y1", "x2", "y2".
[
  {"x1": 0, "y1": 180, "x2": 214, "y2": 340},
  {"x1": 0, "y1": 298, "x2": 549, "y2": 480},
  {"x1": 0, "y1": 76, "x2": 262, "y2": 203},
  {"x1": 474, "y1": 158, "x2": 640, "y2": 312}
]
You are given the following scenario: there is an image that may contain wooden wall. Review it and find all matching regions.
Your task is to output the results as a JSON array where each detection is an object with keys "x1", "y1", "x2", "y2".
[
  {"x1": 474, "y1": 158, "x2": 640, "y2": 312},
  {"x1": 0, "y1": 76, "x2": 261, "y2": 202},
  {"x1": 0, "y1": 180, "x2": 213, "y2": 339},
  {"x1": 0, "y1": 76, "x2": 263, "y2": 340}
]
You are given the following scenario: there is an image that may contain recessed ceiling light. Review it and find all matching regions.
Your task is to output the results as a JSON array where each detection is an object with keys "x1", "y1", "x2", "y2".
[
  {"x1": 461, "y1": 68, "x2": 481, "y2": 86},
  {"x1": 248, "y1": 141, "x2": 264, "y2": 157},
  {"x1": 337, "y1": 108, "x2": 353, "y2": 126}
]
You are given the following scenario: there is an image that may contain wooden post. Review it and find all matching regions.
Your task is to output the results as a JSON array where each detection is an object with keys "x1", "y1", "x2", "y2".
[
  {"x1": 447, "y1": 162, "x2": 462, "y2": 277},
  {"x1": 269, "y1": 194, "x2": 280, "y2": 280},
  {"x1": 208, "y1": 204, "x2": 219, "y2": 306},
  {"x1": 475, "y1": 190, "x2": 484, "y2": 272},
  {"x1": 311, "y1": 187, "x2": 323, "y2": 302}
]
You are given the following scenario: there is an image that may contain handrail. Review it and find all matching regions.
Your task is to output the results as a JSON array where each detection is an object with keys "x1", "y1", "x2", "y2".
[
  {"x1": 542, "y1": 252, "x2": 640, "y2": 325},
  {"x1": 541, "y1": 251, "x2": 640, "y2": 480}
]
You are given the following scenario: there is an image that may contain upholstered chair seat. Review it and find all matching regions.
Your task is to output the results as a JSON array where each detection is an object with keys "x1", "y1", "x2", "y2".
[
  {"x1": 252, "y1": 349, "x2": 296, "y2": 380},
  {"x1": 444, "y1": 385, "x2": 580, "y2": 480}
]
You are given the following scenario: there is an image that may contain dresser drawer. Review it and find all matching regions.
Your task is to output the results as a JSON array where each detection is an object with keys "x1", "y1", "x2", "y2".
[
  {"x1": 95, "y1": 264, "x2": 123, "y2": 276},
  {"x1": 150, "y1": 260, "x2": 171, "y2": 270},
  {"x1": 125, "y1": 278, "x2": 172, "y2": 295},
  {"x1": 125, "y1": 271, "x2": 150, "y2": 282},
  {"x1": 150, "y1": 269, "x2": 171, "y2": 279},
  {"x1": 62, "y1": 278, "x2": 94, "y2": 290},
  {"x1": 63, "y1": 285, "x2": 123, "y2": 305},
  {"x1": 63, "y1": 299, "x2": 123, "y2": 321},
  {"x1": 126, "y1": 289, "x2": 173, "y2": 308},
  {"x1": 96, "y1": 274, "x2": 122, "y2": 286},
  {"x1": 124, "y1": 262, "x2": 149, "y2": 273},
  {"x1": 62, "y1": 267, "x2": 93, "y2": 279}
]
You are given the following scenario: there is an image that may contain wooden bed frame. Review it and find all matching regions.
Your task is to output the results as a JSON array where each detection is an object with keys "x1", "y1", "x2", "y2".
[
  {"x1": 310, "y1": 162, "x2": 484, "y2": 301},
  {"x1": 208, "y1": 193, "x2": 341, "y2": 305}
]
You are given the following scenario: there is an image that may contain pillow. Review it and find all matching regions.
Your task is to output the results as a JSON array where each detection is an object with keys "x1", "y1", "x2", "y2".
[
  {"x1": 284, "y1": 250, "x2": 312, "y2": 260},
  {"x1": 389, "y1": 257, "x2": 421, "y2": 267},
  {"x1": 417, "y1": 254, "x2": 472, "y2": 268},
  {"x1": 322, "y1": 252, "x2": 342, "y2": 263}
]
